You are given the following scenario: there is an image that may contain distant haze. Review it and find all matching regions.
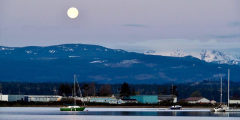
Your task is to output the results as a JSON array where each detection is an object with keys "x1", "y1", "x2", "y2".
[{"x1": 0, "y1": 0, "x2": 239, "y2": 54}]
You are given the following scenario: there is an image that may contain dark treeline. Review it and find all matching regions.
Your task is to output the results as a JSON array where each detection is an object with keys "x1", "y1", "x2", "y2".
[{"x1": 0, "y1": 79, "x2": 240, "y2": 103}]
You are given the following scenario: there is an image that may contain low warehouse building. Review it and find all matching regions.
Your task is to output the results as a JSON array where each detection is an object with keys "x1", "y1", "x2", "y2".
[
  {"x1": 90, "y1": 97, "x2": 117, "y2": 104},
  {"x1": 27, "y1": 95, "x2": 62, "y2": 102},
  {"x1": 1, "y1": 95, "x2": 62, "y2": 102},
  {"x1": 121, "y1": 99, "x2": 138, "y2": 104},
  {"x1": 158, "y1": 95, "x2": 177, "y2": 103},
  {"x1": 8, "y1": 95, "x2": 25, "y2": 102},
  {"x1": 230, "y1": 97, "x2": 240, "y2": 104},
  {"x1": 0, "y1": 94, "x2": 9, "y2": 101},
  {"x1": 126, "y1": 95, "x2": 158, "y2": 104},
  {"x1": 185, "y1": 97, "x2": 210, "y2": 104}
]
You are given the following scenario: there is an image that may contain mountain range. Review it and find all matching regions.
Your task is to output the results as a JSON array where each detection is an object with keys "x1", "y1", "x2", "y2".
[
  {"x1": 144, "y1": 49, "x2": 240, "y2": 66},
  {"x1": 0, "y1": 44, "x2": 240, "y2": 84}
]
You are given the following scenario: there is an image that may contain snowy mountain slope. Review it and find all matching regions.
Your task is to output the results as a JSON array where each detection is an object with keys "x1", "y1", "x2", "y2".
[
  {"x1": 199, "y1": 50, "x2": 240, "y2": 65},
  {"x1": 144, "y1": 49, "x2": 240, "y2": 65},
  {"x1": 170, "y1": 50, "x2": 187, "y2": 57}
]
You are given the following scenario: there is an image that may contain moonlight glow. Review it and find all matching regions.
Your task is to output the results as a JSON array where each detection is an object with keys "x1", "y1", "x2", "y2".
[{"x1": 67, "y1": 7, "x2": 78, "y2": 18}]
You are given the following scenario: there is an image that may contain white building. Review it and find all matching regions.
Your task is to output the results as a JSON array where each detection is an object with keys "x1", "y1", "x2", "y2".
[
  {"x1": 0, "y1": 94, "x2": 8, "y2": 101},
  {"x1": 158, "y1": 95, "x2": 177, "y2": 103},
  {"x1": 230, "y1": 97, "x2": 240, "y2": 104},
  {"x1": 210, "y1": 100, "x2": 216, "y2": 105},
  {"x1": 76, "y1": 97, "x2": 91, "y2": 102},
  {"x1": 89, "y1": 96, "x2": 118, "y2": 104},
  {"x1": 8, "y1": 95, "x2": 25, "y2": 102},
  {"x1": 27, "y1": 95, "x2": 62, "y2": 102},
  {"x1": 185, "y1": 97, "x2": 210, "y2": 104},
  {"x1": 1, "y1": 95, "x2": 62, "y2": 102},
  {"x1": 109, "y1": 99, "x2": 118, "y2": 104},
  {"x1": 120, "y1": 99, "x2": 138, "y2": 104}
]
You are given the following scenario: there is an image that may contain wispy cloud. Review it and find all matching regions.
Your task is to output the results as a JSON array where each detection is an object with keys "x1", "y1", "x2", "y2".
[
  {"x1": 210, "y1": 34, "x2": 240, "y2": 39},
  {"x1": 122, "y1": 24, "x2": 146, "y2": 27},
  {"x1": 105, "y1": 39, "x2": 240, "y2": 56},
  {"x1": 22, "y1": 25, "x2": 81, "y2": 30},
  {"x1": 229, "y1": 21, "x2": 240, "y2": 26}
]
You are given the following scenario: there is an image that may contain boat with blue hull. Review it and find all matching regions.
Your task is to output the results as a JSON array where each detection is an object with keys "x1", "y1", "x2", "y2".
[{"x1": 169, "y1": 105, "x2": 182, "y2": 110}]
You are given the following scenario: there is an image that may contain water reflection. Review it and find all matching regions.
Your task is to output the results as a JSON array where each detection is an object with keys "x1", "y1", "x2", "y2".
[
  {"x1": 61, "y1": 111, "x2": 240, "y2": 117},
  {"x1": 1, "y1": 108, "x2": 240, "y2": 117}
]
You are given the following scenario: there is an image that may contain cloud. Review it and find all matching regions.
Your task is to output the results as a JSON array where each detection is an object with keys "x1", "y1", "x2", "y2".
[
  {"x1": 210, "y1": 34, "x2": 240, "y2": 39},
  {"x1": 229, "y1": 21, "x2": 240, "y2": 26},
  {"x1": 105, "y1": 39, "x2": 240, "y2": 56},
  {"x1": 122, "y1": 24, "x2": 146, "y2": 27}
]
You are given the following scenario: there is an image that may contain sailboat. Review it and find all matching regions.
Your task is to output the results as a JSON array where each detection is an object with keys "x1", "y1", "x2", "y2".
[
  {"x1": 60, "y1": 74, "x2": 85, "y2": 111},
  {"x1": 169, "y1": 84, "x2": 182, "y2": 110},
  {"x1": 211, "y1": 69, "x2": 230, "y2": 112}
]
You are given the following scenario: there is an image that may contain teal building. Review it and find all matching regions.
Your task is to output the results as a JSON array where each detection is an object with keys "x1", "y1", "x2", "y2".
[{"x1": 126, "y1": 95, "x2": 158, "y2": 104}]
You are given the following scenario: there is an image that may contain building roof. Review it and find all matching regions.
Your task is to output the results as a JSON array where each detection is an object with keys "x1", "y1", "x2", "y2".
[
  {"x1": 90, "y1": 96, "x2": 115, "y2": 98},
  {"x1": 113, "y1": 94, "x2": 121, "y2": 99},
  {"x1": 122, "y1": 99, "x2": 137, "y2": 101},
  {"x1": 158, "y1": 95, "x2": 177, "y2": 100},
  {"x1": 185, "y1": 97, "x2": 204, "y2": 101},
  {"x1": 90, "y1": 98, "x2": 113, "y2": 100},
  {"x1": 130, "y1": 95, "x2": 158, "y2": 97}
]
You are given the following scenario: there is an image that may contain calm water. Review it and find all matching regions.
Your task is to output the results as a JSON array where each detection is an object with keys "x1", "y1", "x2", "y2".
[{"x1": 0, "y1": 107, "x2": 240, "y2": 120}]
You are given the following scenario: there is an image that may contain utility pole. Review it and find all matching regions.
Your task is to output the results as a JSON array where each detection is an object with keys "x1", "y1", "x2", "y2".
[
  {"x1": 94, "y1": 86, "x2": 95, "y2": 98},
  {"x1": 172, "y1": 84, "x2": 173, "y2": 103},
  {"x1": 228, "y1": 69, "x2": 230, "y2": 108},
  {"x1": 74, "y1": 74, "x2": 76, "y2": 106},
  {"x1": 220, "y1": 77, "x2": 222, "y2": 105},
  {"x1": 0, "y1": 90, "x2": 1, "y2": 101}
]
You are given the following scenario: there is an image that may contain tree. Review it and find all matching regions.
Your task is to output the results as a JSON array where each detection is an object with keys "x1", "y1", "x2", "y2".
[
  {"x1": 100, "y1": 84, "x2": 112, "y2": 96},
  {"x1": 158, "y1": 85, "x2": 162, "y2": 95},
  {"x1": 59, "y1": 84, "x2": 65, "y2": 96},
  {"x1": 82, "y1": 84, "x2": 90, "y2": 97},
  {"x1": 170, "y1": 85, "x2": 179, "y2": 97},
  {"x1": 170, "y1": 85, "x2": 179, "y2": 103},
  {"x1": 86, "y1": 82, "x2": 96, "y2": 96},
  {"x1": 58, "y1": 84, "x2": 71, "y2": 96},
  {"x1": 190, "y1": 91, "x2": 202, "y2": 97},
  {"x1": 131, "y1": 87, "x2": 136, "y2": 95},
  {"x1": 162, "y1": 86, "x2": 167, "y2": 95},
  {"x1": 120, "y1": 82, "x2": 131, "y2": 97}
]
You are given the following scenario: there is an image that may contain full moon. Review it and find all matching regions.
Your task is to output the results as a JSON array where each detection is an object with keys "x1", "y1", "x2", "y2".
[{"x1": 67, "y1": 7, "x2": 78, "y2": 18}]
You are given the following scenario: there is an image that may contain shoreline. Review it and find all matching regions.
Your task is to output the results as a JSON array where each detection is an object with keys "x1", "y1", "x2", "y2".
[{"x1": 1, "y1": 105, "x2": 238, "y2": 109}]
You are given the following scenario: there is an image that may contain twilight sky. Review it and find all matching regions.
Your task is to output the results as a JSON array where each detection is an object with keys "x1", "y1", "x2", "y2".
[{"x1": 0, "y1": 0, "x2": 239, "y2": 54}]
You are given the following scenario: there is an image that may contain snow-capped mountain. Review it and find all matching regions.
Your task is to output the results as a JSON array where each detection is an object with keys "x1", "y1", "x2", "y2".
[
  {"x1": 200, "y1": 50, "x2": 240, "y2": 65},
  {"x1": 144, "y1": 50, "x2": 156, "y2": 54},
  {"x1": 144, "y1": 49, "x2": 240, "y2": 65},
  {"x1": 170, "y1": 50, "x2": 187, "y2": 57}
]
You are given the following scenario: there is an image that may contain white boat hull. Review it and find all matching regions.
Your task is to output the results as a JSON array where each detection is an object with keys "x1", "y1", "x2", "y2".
[{"x1": 210, "y1": 108, "x2": 226, "y2": 112}]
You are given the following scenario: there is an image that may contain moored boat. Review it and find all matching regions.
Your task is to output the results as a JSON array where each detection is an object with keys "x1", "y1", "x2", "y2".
[
  {"x1": 60, "y1": 106, "x2": 85, "y2": 111},
  {"x1": 210, "y1": 106, "x2": 225, "y2": 112},
  {"x1": 60, "y1": 74, "x2": 85, "y2": 111},
  {"x1": 169, "y1": 105, "x2": 182, "y2": 110}
]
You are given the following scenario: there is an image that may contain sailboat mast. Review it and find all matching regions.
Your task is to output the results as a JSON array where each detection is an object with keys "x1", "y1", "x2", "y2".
[
  {"x1": 228, "y1": 69, "x2": 230, "y2": 108},
  {"x1": 220, "y1": 77, "x2": 222, "y2": 104},
  {"x1": 74, "y1": 74, "x2": 76, "y2": 106}
]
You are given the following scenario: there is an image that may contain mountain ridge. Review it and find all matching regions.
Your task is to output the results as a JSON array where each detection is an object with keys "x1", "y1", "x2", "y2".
[
  {"x1": 144, "y1": 49, "x2": 240, "y2": 66},
  {"x1": 0, "y1": 44, "x2": 240, "y2": 84}
]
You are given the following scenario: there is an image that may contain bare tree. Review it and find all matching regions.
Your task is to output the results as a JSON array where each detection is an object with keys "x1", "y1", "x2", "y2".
[
  {"x1": 87, "y1": 82, "x2": 96, "y2": 96},
  {"x1": 100, "y1": 84, "x2": 112, "y2": 96}
]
